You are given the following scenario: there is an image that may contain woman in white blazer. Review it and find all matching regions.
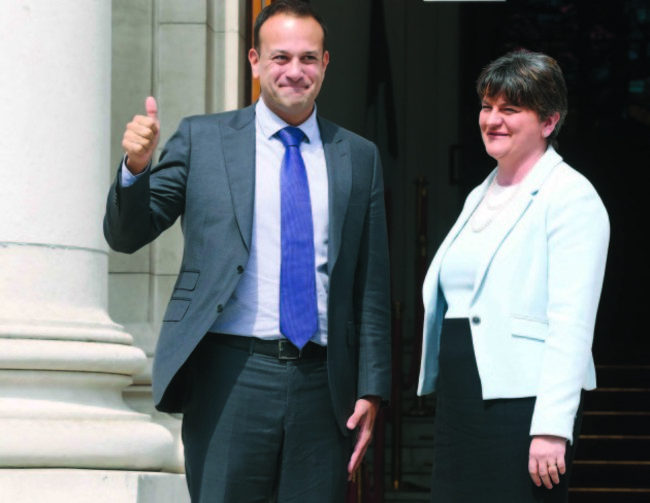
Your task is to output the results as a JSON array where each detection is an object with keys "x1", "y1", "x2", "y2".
[{"x1": 418, "y1": 51, "x2": 609, "y2": 502}]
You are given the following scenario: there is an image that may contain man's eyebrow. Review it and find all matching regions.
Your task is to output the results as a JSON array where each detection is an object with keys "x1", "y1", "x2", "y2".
[{"x1": 268, "y1": 49, "x2": 321, "y2": 56}]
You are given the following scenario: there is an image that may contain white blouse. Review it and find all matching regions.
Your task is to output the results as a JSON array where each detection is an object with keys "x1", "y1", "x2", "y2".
[{"x1": 440, "y1": 180, "x2": 520, "y2": 318}]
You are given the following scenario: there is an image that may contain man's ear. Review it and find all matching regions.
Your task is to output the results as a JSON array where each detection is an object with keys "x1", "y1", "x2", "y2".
[{"x1": 248, "y1": 48, "x2": 260, "y2": 79}]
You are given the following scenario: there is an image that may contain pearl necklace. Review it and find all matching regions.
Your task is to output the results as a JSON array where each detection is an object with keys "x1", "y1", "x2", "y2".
[{"x1": 470, "y1": 178, "x2": 521, "y2": 232}]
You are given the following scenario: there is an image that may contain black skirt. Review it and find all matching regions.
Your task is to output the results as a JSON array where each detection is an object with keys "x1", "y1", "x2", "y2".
[{"x1": 430, "y1": 318, "x2": 583, "y2": 503}]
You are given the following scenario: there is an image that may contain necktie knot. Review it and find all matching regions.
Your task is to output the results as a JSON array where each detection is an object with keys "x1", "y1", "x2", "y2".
[{"x1": 277, "y1": 127, "x2": 305, "y2": 148}]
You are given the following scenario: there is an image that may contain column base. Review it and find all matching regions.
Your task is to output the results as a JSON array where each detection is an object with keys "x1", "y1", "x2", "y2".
[
  {"x1": 0, "y1": 418, "x2": 173, "y2": 469},
  {"x1": 0, "y1": 469, "x2": 189, "y2": 503},
  {"x1": 0, "y1": 343, "x2": 175, "y2": 470},
  {"x1": 124, "y1": 383, "x2": 185, "y2": 473}
]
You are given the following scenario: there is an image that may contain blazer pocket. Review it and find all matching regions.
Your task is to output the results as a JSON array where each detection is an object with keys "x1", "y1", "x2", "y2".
[
  {"x1": 176, "y1": 270, "x2": 200, "y2": 291},
  {"x1": 511, "y1": 315, "x2": 548, "y2": 342},
  {"x1": 347, "y1": 321, "x2": 360, "y2": 346},
  {"x1": 163, "y1": 299, "x2": 191, "y2": 322}
]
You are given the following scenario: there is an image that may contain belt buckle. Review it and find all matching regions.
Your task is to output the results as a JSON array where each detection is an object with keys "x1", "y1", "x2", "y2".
[{"x1": 278, "y1": 339, "x2": 301, "y2": 360}]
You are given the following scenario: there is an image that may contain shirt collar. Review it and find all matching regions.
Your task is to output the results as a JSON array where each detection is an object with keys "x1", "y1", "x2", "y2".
[{"x1": 255, "y1": 96, "x2": 319, "y2": 144}]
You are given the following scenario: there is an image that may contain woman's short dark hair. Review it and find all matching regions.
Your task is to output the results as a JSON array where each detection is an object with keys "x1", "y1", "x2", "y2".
[
  {"x1": 253, "y1": 0, "x2": 328, "y2": 54},
  {"x1": 476, "y1": 50, "x2": 568, "y2": 149}
]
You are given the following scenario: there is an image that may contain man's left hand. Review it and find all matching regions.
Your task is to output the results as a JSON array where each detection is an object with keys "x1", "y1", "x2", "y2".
[{"x1": 346, "y1": 395, "x2": 382, "y2": 480}]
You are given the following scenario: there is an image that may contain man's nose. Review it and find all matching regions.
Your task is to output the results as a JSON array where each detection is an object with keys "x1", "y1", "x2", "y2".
[{"x1": 285, "y1": 59, "x2": 303, "y2": 80}]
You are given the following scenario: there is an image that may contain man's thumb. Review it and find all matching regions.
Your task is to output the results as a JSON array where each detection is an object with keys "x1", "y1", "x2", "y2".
[{"x1": 145, "y1": 96, "x2": 158, "y2": 120}]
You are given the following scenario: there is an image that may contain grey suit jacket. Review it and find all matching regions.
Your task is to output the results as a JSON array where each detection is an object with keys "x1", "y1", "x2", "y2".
[{"x1": 104, "y1": 104, "x2": 391, "y2": 434}]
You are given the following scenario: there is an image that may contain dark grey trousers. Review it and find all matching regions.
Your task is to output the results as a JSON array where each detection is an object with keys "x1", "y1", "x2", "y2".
[{"x1": 181, "y1": 338, "x2": 351, "y2": 503}]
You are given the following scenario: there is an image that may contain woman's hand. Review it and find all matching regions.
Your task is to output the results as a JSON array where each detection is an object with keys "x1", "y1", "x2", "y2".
[{"x1": 528, "y1": 435, "x2": 567, "y2": 489}]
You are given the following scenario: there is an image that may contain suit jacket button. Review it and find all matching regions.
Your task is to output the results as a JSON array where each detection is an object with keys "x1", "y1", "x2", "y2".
[
  {"x1": 471, "y1": 316, "x2": 481, "y2": 325},
  {"x1": 217, "y1": 304, "x2": 224, "y2": 313},
  {"x1": 237, "y1": 265, "x2": 244, "y2": 274}
]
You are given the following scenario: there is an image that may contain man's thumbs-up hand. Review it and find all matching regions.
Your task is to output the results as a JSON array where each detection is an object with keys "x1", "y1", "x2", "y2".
[
  {"x1": 122, "y1": 96, "x2": 160, "y2": 174},
  {"x1": 145, "y1": 96, "x2": 158, "y2": 121}
]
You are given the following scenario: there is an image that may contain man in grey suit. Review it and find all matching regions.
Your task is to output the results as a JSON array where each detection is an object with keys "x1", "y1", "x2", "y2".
[{"x1": 104, "y1": 1, "x2": 390, "y2": 501}]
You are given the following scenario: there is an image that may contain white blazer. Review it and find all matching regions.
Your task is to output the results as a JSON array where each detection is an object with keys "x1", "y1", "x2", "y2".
[{"x1": 417, "y1": 147, "x2": 609, "y2": 442}]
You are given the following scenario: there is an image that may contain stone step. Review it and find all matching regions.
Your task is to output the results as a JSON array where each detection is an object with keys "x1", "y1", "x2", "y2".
[
  {"x1": 581, "y1": 411, "x2": 650, "y2": 435},
  {"x1": 583, "y1": 388, "x2": 650, "y2": 411},
  {"x1": 593, "y1": 345, "x2": 650, "y2": 365},
  {"x1": 575, "y1": 435, "x2": 650, "y2": 461},
  {"x1": 570, "y1": 461, "x2": 650, "y2": 488},
  {"x1": 568, "y1": 488, "x2": 650, "y2": 503},
  {"x1": 596, "y1": 365, "x2": 650, "y2": 388}
]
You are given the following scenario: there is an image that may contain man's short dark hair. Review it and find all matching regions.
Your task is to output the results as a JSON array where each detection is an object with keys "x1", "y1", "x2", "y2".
[{"x1": 253, "y1": 0, "x2": 328, "y2": 54}]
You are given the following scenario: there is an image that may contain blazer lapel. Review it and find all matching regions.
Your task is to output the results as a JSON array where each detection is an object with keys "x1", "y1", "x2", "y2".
[
  {"x1": 221, "y1": 105, "x2": 256, "y2": 252},
  {"x1": 319, "y1": 118, "x2": 351, "y2": 273},
  {"x1": 471, "y1": 147, "x2": 564, "y2": 302},
  {"x1": 443, "y1": 177, "x2": 491, "y2": 248},
  {"x1": 422, "y1": 174, "x2": 492, "y2": 304}
]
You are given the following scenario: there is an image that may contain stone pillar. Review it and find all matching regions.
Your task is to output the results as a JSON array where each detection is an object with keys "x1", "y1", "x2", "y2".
[{"x1": 0, "y1": 0, "x2": 173, "y2": 472}]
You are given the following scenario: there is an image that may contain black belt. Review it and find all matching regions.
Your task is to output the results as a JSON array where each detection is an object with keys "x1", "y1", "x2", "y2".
[{"x1": 207, "y1": 333, "x2": 327, "y2": 360}]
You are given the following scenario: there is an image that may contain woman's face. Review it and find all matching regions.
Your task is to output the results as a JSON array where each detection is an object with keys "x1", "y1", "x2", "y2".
[{"x1": 479, "y1": 95, "x2": 557, "y2": 166}]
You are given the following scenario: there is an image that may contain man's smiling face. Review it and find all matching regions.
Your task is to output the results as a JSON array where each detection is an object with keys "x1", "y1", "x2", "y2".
[{"x1": 249, "y1": 14, "x2": 329, "y2": 126}]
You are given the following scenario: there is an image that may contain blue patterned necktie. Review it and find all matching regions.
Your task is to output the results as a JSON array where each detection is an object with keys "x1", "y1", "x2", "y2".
[{"x1": 277, "y1": 126, "x2": 319, "y2": 350}]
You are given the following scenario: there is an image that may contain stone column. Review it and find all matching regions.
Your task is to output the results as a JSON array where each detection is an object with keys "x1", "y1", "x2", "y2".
[{"x1": 0, "y1": 0, "x2": 173, "y2": 472}]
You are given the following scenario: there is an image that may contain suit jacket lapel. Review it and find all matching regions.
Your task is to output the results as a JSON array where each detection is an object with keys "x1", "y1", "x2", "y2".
[
  {"x1": 319, "y1": 117, "x2": 351, "y2": 272},
  {"x1": 221, "y1": 105, "x2": 256, "y2": 253},
  {"x1": 471, "y1": 147, "x2": 564, "y2": 302}
]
